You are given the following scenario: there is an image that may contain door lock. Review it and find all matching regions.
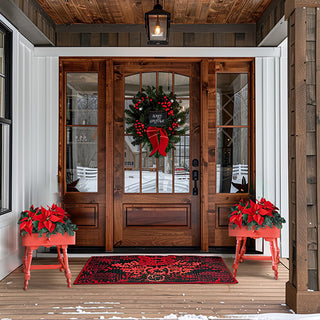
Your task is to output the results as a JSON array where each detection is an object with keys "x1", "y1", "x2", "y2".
[
  {"x1": 192, "y1": 159, "x2": 199, "y2": 167},
  {"x1": 192, "y1": 169, "x2": 199, "y2": 195}
]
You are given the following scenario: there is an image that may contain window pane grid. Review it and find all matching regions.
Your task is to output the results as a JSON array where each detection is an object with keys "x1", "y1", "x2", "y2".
[
  {"x1": 124, "y1": 72, "x2": 190, "y2": 194},
  {"x1": 0, "y1": 24, "x2": 11, "y2": 214},
  {"x1": 65, "y1": 73, "x2": 98, "y2": 193},
  {"x1": 216, "y1": 73, "x2": 249, "y2": 194}
]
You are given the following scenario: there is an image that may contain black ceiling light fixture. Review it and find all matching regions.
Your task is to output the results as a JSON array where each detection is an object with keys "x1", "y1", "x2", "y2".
[{"x1": 145, "y1": 0, "x2": 171, "y2": 45}]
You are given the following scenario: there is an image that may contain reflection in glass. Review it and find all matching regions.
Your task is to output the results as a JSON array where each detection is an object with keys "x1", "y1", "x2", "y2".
[
  {"x1": 66, "y1": 127, "x2": 98, "y2": 192},
  {"x1": 159, "y1": 150, "x2": 173, "y2": 193},
  {"x1": 174, "y1": 74, "x2": 189, "y2": 98},
  {"x1": 142, "y1": 72, "x2": 156, "y2": 89},
  {"x1": 216, "y1": 74, "x2": 248, "y2": 126},
  {"x1": 179, "y1": 99, "x2": 190, "y2": 134},
  {"x1": 216, "y1": 128, "x2": 248, "y2": 193},
  {"x1": 125, "y1": 136, "x2": 140, "y2": 193},
  {"x1": 0, "y1": 124, "x2": 10, "y2": 212},
  {"x1": 174, "y1": 136, "x2": 190, "y2": 193},
  {"x1": 0, "y1": 77, "x2": 4, "y2": 118},
  {"x1": 66, "y1": 73, "x2": 98, "y2": 126},
  {"x1": 159, "y1": 72, "x2": 172, "y2": 94},
  {"x1": 0, "y1": 32, "x2": 4, "y2": 75},
  {"x1": 125, "y1": 99, "x2": 134, "y2": 130},
  {"x1": 142, "y1": 146, "x2": 157, "y2": 193},
  {"x1": 125, "y1": 74, "x2": 140, "y2": 97}
]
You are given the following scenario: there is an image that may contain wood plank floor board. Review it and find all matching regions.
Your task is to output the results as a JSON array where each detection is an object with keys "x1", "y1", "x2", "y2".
[{"x1": 0, "y1": 257, "x2": 291, "y2": 319}]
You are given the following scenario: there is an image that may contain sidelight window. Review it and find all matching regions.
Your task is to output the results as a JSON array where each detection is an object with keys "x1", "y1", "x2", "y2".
[
  {"x1": 65, "y1": 73, "x2": 98, "y2": 192},
  {"x1": 216, "y1": 73, "x2": 249, "y2": 194},
  {"x1": 0, "y1": 23, "x2": 12, "y2": 215}
]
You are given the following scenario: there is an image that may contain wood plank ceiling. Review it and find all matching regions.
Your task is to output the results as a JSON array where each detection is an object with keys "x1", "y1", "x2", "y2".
[{"x1": 35, "y1": 0, "x2": 272, "y2": 25}]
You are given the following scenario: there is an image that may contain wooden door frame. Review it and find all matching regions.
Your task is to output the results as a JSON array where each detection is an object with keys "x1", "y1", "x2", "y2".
[
  {"x1": 105, "y1": 57, "x2": 255, "y2": 252},
  {"x1": 110, "y1": 58, "x2": 202, "y2": 248},
  {"x1": 105, "y1": 59, "x2": 114, "y2": 251},
  {"x1": 200, "y1": 57, "x2": 255, "y2": 251},
  {"x1": 58, "y1": 57, "x2": 255, "y2": 251},
  {"x1": 59, "y1": 58, "x2": 107, "y2": 246},
  {"x1": 200, "y1": 59, "x2": 209, "y2": 251}
]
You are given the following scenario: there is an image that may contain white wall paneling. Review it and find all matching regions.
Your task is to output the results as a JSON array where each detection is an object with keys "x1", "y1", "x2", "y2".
[
  {"x1": 0, "y1": 14, "x2": 34, "y2": 280},
  {"x1": 0, "y1": 14, "x2": 58, "y2": 280},
  {"x1": 255, "y1": 41, "x2": 289, "y2": 257},
  {"x1": 32, "y1": 57, "x2": 59, "y2": 207}
]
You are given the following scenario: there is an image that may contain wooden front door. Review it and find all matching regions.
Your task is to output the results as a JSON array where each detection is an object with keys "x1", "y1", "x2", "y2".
[{"x1": 113, "y1": 60, "x2": 201, "y2": 247}]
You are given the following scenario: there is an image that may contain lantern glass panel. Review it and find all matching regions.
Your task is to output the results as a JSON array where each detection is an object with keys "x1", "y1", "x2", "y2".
[{"x1": 148, "y1": 14, "x2": 167, "y2": 42}]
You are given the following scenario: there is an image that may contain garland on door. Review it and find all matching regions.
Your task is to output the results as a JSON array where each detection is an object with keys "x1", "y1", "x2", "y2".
[{"x1": 125, "y1": 86, "x2": 189, "y2": 157}]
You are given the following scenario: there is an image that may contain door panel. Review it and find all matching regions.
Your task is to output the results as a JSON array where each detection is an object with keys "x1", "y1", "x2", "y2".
[{"x1": 113, "y1": 61, "x2": 200, "y2": 247}]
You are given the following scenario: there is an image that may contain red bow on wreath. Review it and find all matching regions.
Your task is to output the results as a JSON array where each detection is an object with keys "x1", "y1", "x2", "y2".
[{"x1": 147, "y1": 127, "x2": 169, "y2": 157}]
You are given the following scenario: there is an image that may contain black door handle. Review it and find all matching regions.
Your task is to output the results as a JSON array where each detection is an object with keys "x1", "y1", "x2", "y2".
[
  {"x1": 192, "y1": 170, "x2": 199, "y2": 195},
  {"x1": 192, "y1": 170, "x2": 198, "y2": 181}
]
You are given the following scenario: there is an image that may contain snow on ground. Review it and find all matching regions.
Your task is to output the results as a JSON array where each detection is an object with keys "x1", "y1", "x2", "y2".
[{"x1": 104, "y1": 313, "x2": 320, "y2": 320}]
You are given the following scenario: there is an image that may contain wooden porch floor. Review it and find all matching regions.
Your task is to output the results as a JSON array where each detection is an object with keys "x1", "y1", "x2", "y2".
[{"x1": 0, "y1": 257, "x2": 291, "y2": 319}]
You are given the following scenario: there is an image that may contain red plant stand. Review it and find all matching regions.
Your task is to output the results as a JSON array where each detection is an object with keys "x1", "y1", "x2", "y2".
[
  {"x1": 21, "y1": 233, "x2": 75, "y2": 290},
  {"x1": 229, "y1": 225, "x2": 280, "y2": 279}
]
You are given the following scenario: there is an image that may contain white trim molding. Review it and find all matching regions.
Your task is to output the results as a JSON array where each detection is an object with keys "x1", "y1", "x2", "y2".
[{"x1": 34, "y1": 46, "x2": 281, "y2": 58}]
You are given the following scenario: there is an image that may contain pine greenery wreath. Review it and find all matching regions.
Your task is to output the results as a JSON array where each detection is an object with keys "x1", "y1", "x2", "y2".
[{"x1": 125, "y1": 86, "x2": 189, "y2": 157}]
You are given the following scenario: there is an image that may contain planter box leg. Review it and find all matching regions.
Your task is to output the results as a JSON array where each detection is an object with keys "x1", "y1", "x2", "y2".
[
  {"x1": 239, "y1": 237, "x2": 247, "y2": 262},
  {"x1": 24, "y1": 247, "x2": 34, "y2": 290},
  {"x1": 233, "y1": 237, "x2": 244, "y2": 277},
  {"x1": 22, "y1": 247, "x2": 28, "y2": 273},
  {"x1": 268, "y1": 240, "x2": 278, "y2": 280},
  {"x1": 62, "y1": 246, "x2": 71, "y2": 288},
  {"x1": 57, "y1": 246, "x2": 64, "y2": 272}
]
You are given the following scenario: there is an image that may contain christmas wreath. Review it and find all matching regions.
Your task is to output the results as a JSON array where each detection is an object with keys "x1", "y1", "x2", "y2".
[{"x1": 125, "y1": 86, "x2": 189, "y2": 157}]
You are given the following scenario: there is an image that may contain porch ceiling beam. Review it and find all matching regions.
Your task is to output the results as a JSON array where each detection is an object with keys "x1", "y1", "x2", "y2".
[
  {"x1": 258, "y1": 16, "x2": 287, "y2": 47},
  {"x1": 0, "y1": 0, "x2": 54, "y2": 46},
  {"x1": 285, "y1": 0, "x2": 320, "y2": 18},
  {"x1": 55, "y1": 24, "x2": 256, "y2": 34}
]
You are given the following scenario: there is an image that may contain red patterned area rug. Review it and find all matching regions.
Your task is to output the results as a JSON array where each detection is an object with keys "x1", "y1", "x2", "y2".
[{"x1": 74, "y1": 255, "x2": 237, "y2": 285}]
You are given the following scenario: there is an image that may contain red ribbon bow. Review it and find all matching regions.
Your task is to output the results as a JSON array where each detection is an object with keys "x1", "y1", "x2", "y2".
[{"x1": 147, "y1": 127, "x2": 169, "y2": 157}]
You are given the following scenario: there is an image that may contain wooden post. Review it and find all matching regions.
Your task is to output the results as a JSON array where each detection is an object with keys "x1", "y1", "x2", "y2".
[{"x1": 285, "y1": 0, "x2": 320, "y2": 313}]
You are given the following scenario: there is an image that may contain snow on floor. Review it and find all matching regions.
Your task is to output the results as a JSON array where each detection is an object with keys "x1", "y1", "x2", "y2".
[
  {"x1": 167, "y1": 314, "x2": 320, "y2": 320},
  {"x1": 103, "y1": 313, "x2": 320, "y2": 320},
  {"x1": 3, "y1": 312, "x2": 320, "y2": 320}
]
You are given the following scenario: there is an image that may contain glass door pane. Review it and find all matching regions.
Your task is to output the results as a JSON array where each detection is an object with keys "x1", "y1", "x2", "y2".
[
  {"x1": 124, "y1": 72, "x2": 190, "y2": 194},
  {"x1": 216, "y1": 73, "x2": 249, "y2": 194},
  {"x1": 65, "y1": 73, "x2": 98, "y2": 192}
]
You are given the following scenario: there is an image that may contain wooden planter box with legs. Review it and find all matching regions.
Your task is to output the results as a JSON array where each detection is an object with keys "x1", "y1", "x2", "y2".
[
  {"x1": 229, "y1": 225, "x2": 280, "y2": 279},
  {"x1": 21, "y1": 233, "x2": 76, "y2": 290}
]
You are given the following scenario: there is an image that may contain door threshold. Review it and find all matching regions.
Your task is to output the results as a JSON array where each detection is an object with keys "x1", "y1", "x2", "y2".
[{"x1": 44, "y1": 246, "x2": 261, "y2": 255}]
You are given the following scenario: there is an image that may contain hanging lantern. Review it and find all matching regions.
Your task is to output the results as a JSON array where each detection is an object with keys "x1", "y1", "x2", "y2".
[{"x1": 145, "y1": 0, "x2": 171, "y2": 45}]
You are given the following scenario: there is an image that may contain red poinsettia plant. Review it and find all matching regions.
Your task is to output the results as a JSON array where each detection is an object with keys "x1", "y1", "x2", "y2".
[
  {"x1": 18, "y1": 204, "x2": 77, "y2": 238},
  {"x1": 228, "y1": 198, "x2": 286, "y2": 230}
]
